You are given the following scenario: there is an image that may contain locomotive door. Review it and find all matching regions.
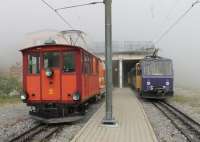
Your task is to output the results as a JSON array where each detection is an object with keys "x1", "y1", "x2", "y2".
[{"x1": 41, "y1": 52, "x2": 61, "y2": 101}]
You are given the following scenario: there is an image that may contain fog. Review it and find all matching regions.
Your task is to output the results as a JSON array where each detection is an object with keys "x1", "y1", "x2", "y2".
[{"x1": 0, "y1": 0, "x2": 200, "y2": 89}]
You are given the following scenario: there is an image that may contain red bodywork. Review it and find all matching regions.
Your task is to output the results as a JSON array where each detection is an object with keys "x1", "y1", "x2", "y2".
[{"x1": 21, "y1": 44, "x2": 105, "y2": 106}]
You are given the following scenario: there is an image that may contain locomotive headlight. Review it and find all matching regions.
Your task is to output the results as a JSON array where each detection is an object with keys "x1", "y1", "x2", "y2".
[
  {"x1": 150, "y1": 85, "x2": 154, "y2": 90},
  {"x1": 147, "y1": 81, "x2": 151, "y2": 86},
  {"x1": 166, "y1": 81, "x2": 170, "y2": 86},
  {"x1": 73, "y1": 92, "x2": 80, "y2": 101},
  {"x1": 45, "y1": 68, "x2": 53, "y2": 77}
]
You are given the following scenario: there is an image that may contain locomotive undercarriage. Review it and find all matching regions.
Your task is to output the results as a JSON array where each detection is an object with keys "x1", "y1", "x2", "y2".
[
  {"x1": 28, "y1": 94, "x2": 102, "y2": 119},
  {"x1": 29, "y1": 103, "x2": 88, "y2": 118},
  {"x1": 141, "y1": 90, "x2": 173, "y2": 99}
]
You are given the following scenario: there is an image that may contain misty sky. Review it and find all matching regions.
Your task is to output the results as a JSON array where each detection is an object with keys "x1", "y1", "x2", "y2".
[{"x1": 0, "y1": 0, "x2": 200, "y2": 89}]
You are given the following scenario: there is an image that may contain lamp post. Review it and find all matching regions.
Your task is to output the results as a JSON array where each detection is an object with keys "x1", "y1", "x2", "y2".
[{"x1": 102, "y1": 0, "x2": 116, "y2": 125}]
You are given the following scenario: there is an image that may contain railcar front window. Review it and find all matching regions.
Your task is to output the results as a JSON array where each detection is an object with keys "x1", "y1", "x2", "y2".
[
  {"x1": 144, "y1": 61, "x2": 172, "y2": 76},
  {"x1": 63, "y1": 52, "x2": 75, "y2": 72},
  {"x1": 28, "y1": 53, "x2": 40, "y2": 74},
  {"x1": 44, "y1": 52, "x2": 60, "y2": 68}
]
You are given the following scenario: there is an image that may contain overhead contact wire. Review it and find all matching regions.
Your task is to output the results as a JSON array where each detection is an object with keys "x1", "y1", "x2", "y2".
[
  {"x1": 40, "y1": 0, "x2": 74, "y2": 29},
  {"x1": 154, "y1": 0, "x2": 200, "y2": 44},
  {"x1": 55, "y1": 1, "x2": 103, "y2": 11}
]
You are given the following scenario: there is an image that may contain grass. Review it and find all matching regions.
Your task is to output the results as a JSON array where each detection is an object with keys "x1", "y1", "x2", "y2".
[
  {"x1": 170, "y1": 95, "x2": 200, "y2": 108},
  {"x1": 0, "y1": 95, "x2": 20, "y2": 106},
  {"x1": 0, "y1": 75, "x2": 22, "y2": 106}
]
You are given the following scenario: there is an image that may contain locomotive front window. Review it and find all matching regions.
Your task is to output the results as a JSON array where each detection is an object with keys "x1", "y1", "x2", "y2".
[
  {"x1": 63, "y1": 52, "x2": 75, "y2": 72},
  {"x1": 144, "y1": 61, "x2": 173, "y2": 76},
  {"x1": 44, "y1": 52, "x2": 60, "y2": 68},
  {"x1": 28, "y1": 53, "x2": 40, "y2": 74}
]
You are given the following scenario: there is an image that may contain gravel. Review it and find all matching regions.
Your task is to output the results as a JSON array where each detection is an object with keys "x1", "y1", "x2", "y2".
[
  {"x1": 168, "y1": 87, "x2": 200, "y2": 123},
  {"x1": 49, "y1": 100, "x2": 104, "y2": 142},
  {"x1": 142, "y1": 100, "x2": 187, "y2": 142},
  {"x1": 141, "y1": 87, "x2": 200, "y2": 142},
  {"x1": 0, "y1": 103, "x2": 37, "y2": 142},
  {"x1": 0, "y1": 98, "x2": 103, "y2": 142}
]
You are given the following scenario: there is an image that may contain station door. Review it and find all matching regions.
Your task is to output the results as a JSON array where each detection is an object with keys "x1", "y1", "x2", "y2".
[{"x1": 112, "y1": 60, "x2": 119, "y2": 87}]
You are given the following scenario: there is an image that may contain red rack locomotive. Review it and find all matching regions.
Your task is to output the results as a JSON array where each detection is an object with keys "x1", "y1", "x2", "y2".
[{"x1": 20, "y1": 43, "x2": 105, "y2": 123}]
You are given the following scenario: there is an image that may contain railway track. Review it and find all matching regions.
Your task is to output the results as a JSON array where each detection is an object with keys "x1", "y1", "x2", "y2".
[
  {"x1": 153, "y1": 101, "x2": 200, "y2": 142},
  {"x1": 8, "y1": 123, "x2": 63, "y2": 142}
]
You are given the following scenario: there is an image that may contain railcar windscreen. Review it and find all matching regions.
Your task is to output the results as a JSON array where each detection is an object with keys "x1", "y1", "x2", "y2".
[
  {"x1": 28, "y1": 53, "x2": 40, "y2": 74},
  {"x1": 63, "y1": 52, "x2": 75, "y2": 72},
  {"x1": 143, "y1": 60, "x2": 173, "y2": 76},
  {"x1": 44, "y1": 52, "x2": 60, "y2": 68}
]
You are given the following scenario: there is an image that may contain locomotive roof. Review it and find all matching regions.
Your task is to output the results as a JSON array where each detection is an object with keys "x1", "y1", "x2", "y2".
[
  {"x1": 142, "y1": 56, "x2": 172, "y2": 62},
  {"x1": 20, "y1": 44, "x2": 102, "y2": 60}
]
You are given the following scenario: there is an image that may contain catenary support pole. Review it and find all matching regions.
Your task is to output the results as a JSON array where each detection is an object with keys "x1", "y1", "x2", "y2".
[{"x1": 102, "y1": 0, "x2": 116, "y2": 125}]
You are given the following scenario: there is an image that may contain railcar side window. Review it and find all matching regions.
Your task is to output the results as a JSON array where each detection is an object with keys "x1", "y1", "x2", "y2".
[
  {"x1": 83, "y1": 53, "x2": 94, "y2": 74},
  {"x1": 63, "y1": 52, "x2": 75, "y2": 72},
  {"x1": 28, "y1": 53, "x2": 40, "y2": 74},
  {"x1": 44, "y1": 52, "x2": 60, "y2": 68}
]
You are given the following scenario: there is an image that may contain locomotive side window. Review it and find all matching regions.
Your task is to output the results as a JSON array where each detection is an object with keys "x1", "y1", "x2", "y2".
[
  {"x1": 44, "y1": 52, "x2": 60, "y2": 68},
  {"x1": 28, "y1": 53, "x2": 40, "y2": 74},
  {"x1": 63, "y1": 52, "x2": 75, "y2": 72}
]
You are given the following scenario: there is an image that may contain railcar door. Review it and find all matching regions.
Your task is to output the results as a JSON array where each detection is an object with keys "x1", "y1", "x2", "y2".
[
  {"x1": 41, "y1": 52, "x2": 61, "y2": 101},
  {"x1": 26, "y1": 53, "x2": 41, "y2": 101},
  {"x1": 136, "y1": 63, "x2": 142, "y2": 91},
  {"x1": 61, "y1": 51, "x2": 78, "y2": 102}
]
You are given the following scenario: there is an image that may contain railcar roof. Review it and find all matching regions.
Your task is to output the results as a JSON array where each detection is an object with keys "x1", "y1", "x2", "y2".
[
  {"x1": 20, "y1": 44, "x2": 102, "y2": 60},
  {"x1": 20, "y1": 44, "x2": 80, "y2": 51}
]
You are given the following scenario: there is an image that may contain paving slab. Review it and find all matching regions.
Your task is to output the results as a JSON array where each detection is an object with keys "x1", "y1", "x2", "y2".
[{"x1": 71, "y1": 88, "x2": 158, "y2": 142}]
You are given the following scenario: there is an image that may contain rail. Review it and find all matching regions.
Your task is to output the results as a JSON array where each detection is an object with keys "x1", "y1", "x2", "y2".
[
  {"x1": 8, "y1": 123, "x2": 62, "y2": 142},
  {"x1": 153, "y1": 101, "x2": 200, "y2": 142}
]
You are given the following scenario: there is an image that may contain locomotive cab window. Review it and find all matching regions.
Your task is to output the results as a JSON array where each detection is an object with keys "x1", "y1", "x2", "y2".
[
  {"x1": 144, "y1": 60, "x2": 173, "y2": 76},
  {"x1": 44, "y1": 52, "x2": 60, "y2": 69},
  {"x1": 28, "y1": 53, "x2": 40, "y2": 74},
  {"x1": 63, "y1": 52, "x2": 75, "y2": 72}
]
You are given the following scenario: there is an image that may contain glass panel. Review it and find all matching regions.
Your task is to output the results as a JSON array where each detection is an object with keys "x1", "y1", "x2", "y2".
[
  {"x1": 28, "y1": 53, "x2": 40, "y2": 74},
  {"x1": 144, "y1": 60, "x2": 172, "y2": 76},
  {"x1": 44, "y1": 52, "x2": 60, "y2": 68},
  {"x1": 63, "y1": 52, "x2": 75, "y2": 72}
]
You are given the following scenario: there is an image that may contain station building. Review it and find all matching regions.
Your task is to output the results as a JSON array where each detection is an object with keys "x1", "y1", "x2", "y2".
[{"x1": 91, "y1": 41, "x2": 155, "y2": 88}]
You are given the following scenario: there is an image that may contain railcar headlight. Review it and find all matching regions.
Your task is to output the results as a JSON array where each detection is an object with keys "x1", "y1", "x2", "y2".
[
  {"x1": 150, "y1": 85, "x2": 154, "y2": 90},
  {"x1": 73, "y1": 92, "x2": 80, "y2": 101},
  {"x1": 147, "y1": 81, "x2": 151, "y2": 86},
  {"x1": 20, "y1": 92, "x2": 27, "y2": 102},
  {"x1": 166, "y1": 81, "x2": 170, "y2": 86},
  {"x1": 45, "y1": 68, "x2": 53, "y2": 77}
]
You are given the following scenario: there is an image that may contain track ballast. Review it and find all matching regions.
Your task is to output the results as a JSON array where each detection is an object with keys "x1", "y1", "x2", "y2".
[
  {"x1": 8, "y1": 123, "x2": 62, "y2": 142},
  {"x1": 153, "y1": 101, "x2": 200, "y2": 142}
]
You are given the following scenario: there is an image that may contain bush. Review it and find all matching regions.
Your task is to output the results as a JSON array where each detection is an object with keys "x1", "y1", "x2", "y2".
[{"x1": 0, "y1": 75, "x2": 22, "y2": 96}]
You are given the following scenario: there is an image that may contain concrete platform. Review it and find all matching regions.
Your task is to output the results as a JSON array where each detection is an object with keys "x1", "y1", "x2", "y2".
[{"x1": 71, "y1": 88, "x2": 158, "y2": 142}]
